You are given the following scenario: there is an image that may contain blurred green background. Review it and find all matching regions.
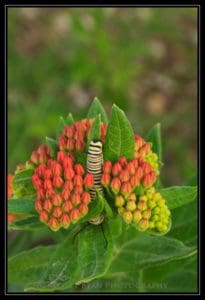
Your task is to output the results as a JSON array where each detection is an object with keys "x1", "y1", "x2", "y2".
[{"x1": 8, "y1": 7, "x2": 197, "y2": 187}]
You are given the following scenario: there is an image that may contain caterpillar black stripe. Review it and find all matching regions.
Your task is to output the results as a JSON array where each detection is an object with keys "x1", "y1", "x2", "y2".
[{"x1": 87, "y1": 140, "x2": 104, "y2": 225}]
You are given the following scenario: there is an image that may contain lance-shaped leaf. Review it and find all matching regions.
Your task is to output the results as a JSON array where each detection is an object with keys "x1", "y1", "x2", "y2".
[
  {"x1": 145, "y1": 123, "x2": 162, "y2": 161},
  {"x1": 8, "y1": 199, "x2": 36, "y2": 215},
  {"x1": 66, "y1": 112, "x2": 74, "y2": 125},
  {"x1": 8, "y1": 216, "x2": 44, "y2": 231},
  {"x1": 45, "y1": 137, "x2": 58, "y2": 158},
  {"x1": 86, "y1": 114, "x2": 101, "y2": 150},
  {"x1": 56, "y1": 116, "x2": 66, "y2": 138},
  {"x1": 104, "y1": 104, "x2": 135, "y2": 162},
  {"x1": 160, "y1": 186, "x2": 197, "y2": 210},
  {"x1": 87, "y1": 97, "x2": 108, "y2": 124}
]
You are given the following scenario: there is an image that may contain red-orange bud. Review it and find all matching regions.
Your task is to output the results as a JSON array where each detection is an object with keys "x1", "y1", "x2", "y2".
[
  {"x1": 127, "y1": 162, "x2": 136, "y2": 176},
  {"x1": 37, "y1": 188, "x2": 45, "y2": 200},
  {"x1": 70, "y1": 208, "x2": 80, "y2": 223},
  {"x1": 101, "y1": 173, "x2": 111, "y2": 186},
  {"x1": 64, "y1": 180, "x2": 74, "y2": 192},
  {"x1": 121, "y1": 182, "x2": 132, "y2": 198},
  {"x1": 103, "y1": 161, "x2": 112, "y2": 174},
  {"x1": 39, "y1": 210, "x2": 49, "y2": 223},
  {"x1": 37, "y1": 164, "x2": 47, "y2": 178},
  {"x1": 73, "y1": 186, "x2": 84, "y2": 195},
  {"x1": 64, "y1": 125, "x2": 75, "y2": 138},
  {"x1": 59, "y1": 136, "x2": 67, "y2": 150},
  {"x1": 141, "y1": 162, "x2": 152, "y2": 174},
  {"x1": 60, "y1": 213, "x2": 70, "y2": 228},
  {"x1": 64, "y1": 168, "x2": 75, "y2": 180},
  {"x1": 63, "y1": 200, "x2": 73, "y2": 212},
  {"x1": 71, "y1": 193, "x2": 81, "y2": 206},
  {"x1": 57, "y1": 151, "x2": 66, "y2": 164},
  {"x1": 74, "y1": 164, "x2": 85, "y2": 176},
  {"x1": 45, "y1": 189, "x2": 54, "y2": 198},
  {"x1": 51, "y1": 162, "x2": 62, "y2": 177},
  {"x1": 63, "y1": 156, "x2": 73, "y2": 169},
  {"x1": 44, "y1": 168, "x2": 53, "y2": 179},
  {"x1": 35, "y1": 200, "x2": 43, "y2": 212},
  {"x1": 132, "y1": 158, "x2": 139, "y2": 169},
  {"x1": 75, "y1": 139, "x2": 85, "y2": 152},
  {"x1": 110, "y1": 177, "x2": 121, "y2": 194},
  {"x1": 44, "y1": 199, "x2": 53, "y2": 212},
  {"x1": 53, "y1": 206, "x2": 63, "y2": 218},
  {"x1": 81, "y1": 192, "x2": 91, "y2": 204},
  {"x1": 79, "y1": 203, "x2": 88, "y2": 216},
  {"x1": 136, "y1": 167, "x2": 144, "y2": 179},
  {"x1": 61, "y1": 188, "x2": 71, "y2": 201},
  {"x1": 84, "y1": 173, "x2": 94, "y2": 188},
  {"x1": 130, "y1": 174, "x2": 140, "y2": 188},
  {"x1": 112, "y1": 162, "x2": 122, "y2": 176},
  {"x1": 48, "y1": 217, "x2": 60, "y2": 231},
  {"x1": 52, "y1": 194, "x2": 62, "y2": 206},
  {"x1": 67, "y1": 138, "x2": 75, "y2": 151},
  {"x1": 118, "y1": 156, "x2": 127, "y2": 168},
  {"x1": 119, "y1": 170, "x2": 130, "y2": 183},
  {"x1": 53, "y1": 176, "x2": 63, "y2": 188},
  {"x1": 30, "y1": 151, "x2": 39, "y2": 165},
  {"x1": 44, "y1": 179, "x2": 53, "y2": 190},
  {"x1": 73, "y1": 175, "x2": 83, "y2": 187}
]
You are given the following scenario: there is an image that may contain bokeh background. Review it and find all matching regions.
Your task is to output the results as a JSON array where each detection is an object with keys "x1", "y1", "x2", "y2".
[{"x1": 8, "y1": 7, "x2": 197, "y2": 187}]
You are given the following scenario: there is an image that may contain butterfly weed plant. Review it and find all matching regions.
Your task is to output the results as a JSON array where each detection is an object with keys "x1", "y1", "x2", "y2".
[{"x1": 7, "y1": 98, "x2": 198, "y2": 293}]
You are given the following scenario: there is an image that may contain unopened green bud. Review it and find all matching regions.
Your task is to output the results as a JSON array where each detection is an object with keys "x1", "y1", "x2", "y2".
[
  {"x1": 149, "y1": 221, "x2": 155, "y2": 229},
  {"x1": 153, "y1": 206, "x2": 160, "y2": 214},
  {"x1": 126, "y1": 200, "x2": 137, "y2": 212},
  {"x1": 152, "y1": 214, "x2": 160, "y2": 222},
  {"x1": 118, "y1": 207, "x2": 125, "y2": 216},
  {"x1": 133, "y1": 209, "x2": 142, "y2": 223},
  {"x1": 153, "y1": 192, "x2": 161, "y2": 202},
  {"x1": 138, "y1": 218, "x2": 149, "y2": 231},
  {"x1": 123, "y1": 210, "x2": 133, "y2": 224},
  {"x1": 157, "y1": 197, "x2": 165, "y2": 207},
  {"x1": 142, "y1": 208, "x2": 151, "y2": 219},
  {"x1": 147, "y1": 198, "x2": 156, "y2": 209}
]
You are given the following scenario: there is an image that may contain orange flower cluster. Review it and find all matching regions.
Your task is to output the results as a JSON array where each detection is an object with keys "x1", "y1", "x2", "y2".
[
  {"x1": 59, "y1": 119, "x2": 107, "y2": 153},
  {"x1": 7, "y1": 174, "x2": 15, "y2": 224},
  {"x1": 134, "y1": 135, "x2": 159, "y2": 173},
  {"x1": 30, "y1": 144, "x2": 53, "y2": 166},
  {"x1": 32, "y1": 151, "x2": 94, "y2": 231}
]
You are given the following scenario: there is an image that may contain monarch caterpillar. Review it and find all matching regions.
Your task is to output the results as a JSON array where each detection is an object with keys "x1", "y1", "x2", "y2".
[{"x1": 87, "y1": 140, "x2": 104, "y2": 225}]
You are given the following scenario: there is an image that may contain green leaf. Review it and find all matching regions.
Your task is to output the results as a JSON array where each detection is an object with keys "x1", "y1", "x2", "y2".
[
  {"x1": 160, "y1": 186, "x2": 197, "y2": 210},
  {"x1": 103, "y1": 104, "x2": 135, "y2": 162},
  {"x1": 145, "y1": 123, "x2": 162, "y2": 161},
  {"x1": 8, "y1": 245, "x2": 57, "y2": 286},
  {"x1": 45, "y1": 136, "x2": 58, "y2": 157},
  {"x1": 8, "y1": 199, "x2": 36, "y2": 215},
  {"x1": 22, "y1": 221, "x2": 113, "y2": 291},
  {"x1": 8, "y1": 216, "x2": 44, "y2": 231},
  {"x1": 87, "y1": 97, "x2": 108, "y2": 124},
  {"x1": 56, "y1": 116, "x2": 66, "y2": 138},
  {"x1": 66, "y1": 112, "x2": 74, "y2": 125},
  {"x1": 12, "y1": 169, "x2": 35, "y2": 199},
  {"x1": 86, "y1": 114, "x2": 101, "y2": 150}
]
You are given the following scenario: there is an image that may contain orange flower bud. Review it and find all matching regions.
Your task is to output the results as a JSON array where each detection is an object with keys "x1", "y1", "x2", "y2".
[
  {"x1": 74, "y1": 164, "x2": 85, "y2": 176},
  {"x1": 64, "y1": 180, "x2": 74, "y2": 191},
  {"x1": 30, "y1": 151, "x2": 39, "y2": 165},
  {"x1": 133, "y1": 209, "x2": 142, "y2": 223},
  {"x1": 127, "y1": 162, "x2": 136, "y2": 176},
  {"x1": 110, "y1": 177, "x2": 121, "y2": 194},
  {"x1": 142, "y1": 208, "x2": 151, "y2": 219},
  {"x1": 73, "y1": 175, "x2": 83, "y2": 187},
  {"x1": 43, "y1": 199, "x2": 52, "y2": 212},
  {"x1": 84, "y1": 173, "x2": 94, "y2": 188},
  {"x1": 35, "y1": 199, "x2": 43, "y2": 212},
  {"x1": 142, "y1": 171, "x2": 156, "y2": 187},
  {"x1": 100, "y1": 123, "x2": 107, "y2": 140},
  {"x1": 57, "y1": 151, "x2": 66, "y2": 164},
  {"x1": 67, "y1": 138, "x2": 75, "y2": 151},
  {"x1": 61, "y1": 188, "x2": 71, "y2": 201},
  {"x1": 48, "y1": 217, "x2": 60, "y2": 231},
  {"x1": 63, "y1": 200, "x2": 73, "y2": 212},
  {"x1": 136, "y1": 167, "x2": 143, "y2": 179},
  {"x1": 132, "y1": 158, "x2": 139, "y2": 169},
  {"x1": 101, "y1": 173, "x2": 111, "y2": 186},
  {"x1": 141, "y1": 162, "x2": 152, "y2": 174},
  {"x1": 44, "y1": 169, "x2": 53, "y2": 179},
  {"x1": 137, "y1": 200, "x2": 147, "y2": 211},
  {"x1": 51, "y1": 162, "x2": 62, "y2": 177},
  {"x1": 64, "y1": 168, "x2": 75, "y2": 180},
  {"x1": 119, "y1": 170, "x2": 130, "y2": 183},
  {"x1": 129, "y1": 193, "x2": 136, "y2": 201},
  {"x1": 139, "y1": 143, "x2": 150, "y2": 156},
  {"x1": 79, "y1": 203, "x2": 89, "y2": 216},
  {"x1": 52, "y1": 194, "x2": 62, "y2": 206},
  {"x1": 39, "y1": 152, "x2": 47, "y2": 164},
  {"x1": 121, "y1": 182, "x2": 132, "y2": 198},
  {"x1": 76, "y1": 139, "x2": 85, "y2": 152},
  {"x1": 47, "y1": 159, "x2": 55, "y2": 169},
  {"x1": 118, "y1": 156, "x2": 127, "y2": 168},
  {"x1": 44, "y1": 179, "x2": 53, "y2": 190},
  {"x1": 60, "y1": 213, "x2": 70, "y2": 228},
  {"x1": 53, "y1": 206, "x2": 63, "y2": 218},
  {"x1": 39, "y1": 210, "x2": 49, "y2": 223},
  {"x1": 71, "y1": 193, "x2": 81, "y2": 206},
  {"x1": 45, "y1": 189, "x2": 54, "y2": 198},
  {"x1": 130, "y1": 174, "x2": 140, "y2": 188},
  {"x1": 112, "y1": 162, "x2": 122, "y2": 176},
  {"x1": 37, "y1": 164, "x2": 47, "y2": 178},
  {"x1": 70, "y1": 208, "x2": 80, "y2": 223},
  {"x1": 53, "y1": 176, "x2": 64, "y2": 188},
  {"x1": 63, "y1": 156, "x2": 73, "y2": 169},
  {"x1": 64, "y1": 125, "x2": 75, "y2": 138},
  {"x1": 103, "y1": 161, "x2": 112, "y2": 174},
  {"x1": 37, "y1": 188, "x2": 45, "y2": 200},
  {"x1": 73, "y1": 186, "x2": 84, "y2": 195},
  {"x1": 59, "y1": 136, "x2": 67, "y2": 150},
  {"x1": 81, "y1": 192, "x2": 91, "y2": 204}
]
